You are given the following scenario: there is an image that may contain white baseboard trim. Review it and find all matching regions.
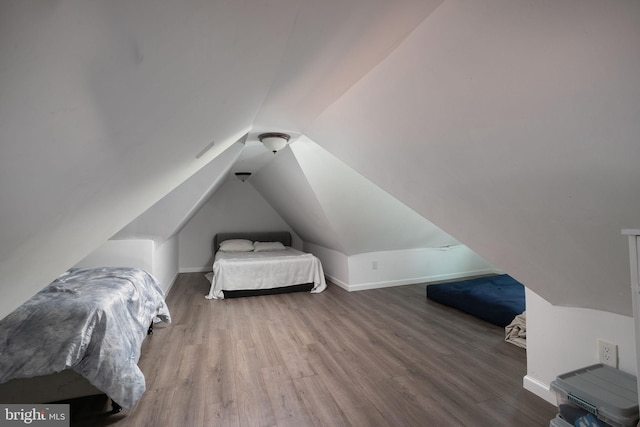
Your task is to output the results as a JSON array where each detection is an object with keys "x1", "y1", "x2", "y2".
[
  {"x1": 179, "y1": 267, "x2": 211, "y2": 273},
  {"x1": 175, "y1": 268, "x2": 502, "y2": 293},
  {"x1": 523, "y1": 375, "x2": 555, "y2": 404},
  {"x1": 348, "y1": 278, "x2": 424, "y2": 292},
  {"x1": 325, "y1": 274, "x2": 349, "y2": 291},
  {"x1": 163, "y1": 271, "x2": 179, "y2": 297},
  {"x1": 162, "y1": 271, "x2": 179, "y2": 295},
  {"x1": 345, "y1": 268, "x2": 502, "y2": 292}
]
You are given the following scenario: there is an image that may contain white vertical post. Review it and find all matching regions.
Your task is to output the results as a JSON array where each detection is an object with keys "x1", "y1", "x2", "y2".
[{"x1": 623, "y1": 229, "x2": 640, "y2": 404}]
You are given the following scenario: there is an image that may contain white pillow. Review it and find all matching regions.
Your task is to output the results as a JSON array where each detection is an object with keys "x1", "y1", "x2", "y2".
[
  {"x1": 253, "y1": 241, "x2": 286, "y2": 252},
  {"x1": 218, "y1": 239, "x2": 254, "y2": 252}
]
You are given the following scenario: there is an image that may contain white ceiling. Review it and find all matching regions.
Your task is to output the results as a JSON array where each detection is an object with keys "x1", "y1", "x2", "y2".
[{"x1": 0, "y1": 0, "x2": 639, "y2": 319}]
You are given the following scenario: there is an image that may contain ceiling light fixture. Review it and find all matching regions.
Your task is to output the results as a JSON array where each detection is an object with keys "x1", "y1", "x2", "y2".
[
  {"x1": 235, "y1": 172, "x2": 251, "y2": 182},
  {"x1": 258, "y1": 132, "x2": 290, "y2": 153}
]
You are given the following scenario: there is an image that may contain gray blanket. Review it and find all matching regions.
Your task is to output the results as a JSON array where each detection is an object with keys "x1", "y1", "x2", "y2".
[{"x1": 0, "y1": 267, "x2": 171, "y2": 408}]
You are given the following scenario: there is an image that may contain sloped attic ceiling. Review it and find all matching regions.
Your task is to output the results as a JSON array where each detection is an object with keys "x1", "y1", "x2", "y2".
[
  {"x1": 0, "y1": 0, "x2": 639, "y2": 320},
  {"x1": 306, "y1": 0, "x2": 640, "y2": 315},
  {"x1": 0, "y1": 0, "x2": 445, "y2": 319},
  {"x1": 113, "y1": 140, "x2": 245, "y2": 244},
  {"x1": 251, "y1": 137, "x2": 461, "y2": 255},
  {"x1": 0, "y1": 0, "x2": 297, "y2": 319}
]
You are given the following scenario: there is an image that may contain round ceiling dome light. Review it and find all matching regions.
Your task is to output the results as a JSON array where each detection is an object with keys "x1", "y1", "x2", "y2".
[{"x1": 258, "y1": 132, "x2": 290, "y2": 153}]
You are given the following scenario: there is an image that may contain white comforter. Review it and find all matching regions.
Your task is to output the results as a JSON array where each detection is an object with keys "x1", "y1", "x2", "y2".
[{"x1": 205, "y1": 248, "x2": 327, "y2": 299}]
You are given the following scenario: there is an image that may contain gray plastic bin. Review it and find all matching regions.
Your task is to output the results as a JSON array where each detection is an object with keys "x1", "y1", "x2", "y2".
[
  {"x1": 550, "y1": 364, "x2": 639, "y2": 427},
  {"x1": 549, "y1": 414, "x2": 572, "y2": 427}
]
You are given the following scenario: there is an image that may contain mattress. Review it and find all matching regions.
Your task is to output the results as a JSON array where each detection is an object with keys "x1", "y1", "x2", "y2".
[{"x1": 426, "y1": 274, "x2": 525, "y2": 327}]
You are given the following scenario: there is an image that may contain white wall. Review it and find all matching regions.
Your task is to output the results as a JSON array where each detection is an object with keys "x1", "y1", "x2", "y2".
[
  {"x1": 290, "y1": 138, "x2": 461, "y2": 255},
  {"x1": 348, "y1": 245, "x2": 497, "y2": 291},
  {"x1": 153, "y1": 236, "x2": 179, "y2": 294},
  {"x1": 524, "y1": 288, "x2": 636, "y2": 404},
  {"x1": 74, "y1": 237, "x2": 178, "y2": 294},
  {"x1": 178, "y1": 178, "x2": 294, "y2": 272},
  {"x1": 304, "y1": 242, "x2": 350, "y2": 287},
  {"x1": 304, "y1": 241, "x2": 497, "y2": 291},
  {"x1": 251, "y1": 147, "x2": 347, "y2": 253},
  {"x1": 75, "y1": 239, "x2": 155, "y2": 273},
  {"x1": 176, "y1": 169, "x2": 494, "y2": 289}
]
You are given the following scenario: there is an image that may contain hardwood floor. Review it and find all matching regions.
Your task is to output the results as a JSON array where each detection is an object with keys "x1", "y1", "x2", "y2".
[{"x1": 70, "y1": 273, "x2": 556, "y2": 426}]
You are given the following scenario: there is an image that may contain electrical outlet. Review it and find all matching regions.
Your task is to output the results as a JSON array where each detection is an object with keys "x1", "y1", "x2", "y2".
[{"x1": 598, "y1": 340, "x2": 618, "y2": 368}]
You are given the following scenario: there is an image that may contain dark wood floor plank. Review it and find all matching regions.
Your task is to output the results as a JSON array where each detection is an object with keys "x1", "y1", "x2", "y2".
[{"x1": 68, "y1": 273, "x2": 556, "y2": 426}]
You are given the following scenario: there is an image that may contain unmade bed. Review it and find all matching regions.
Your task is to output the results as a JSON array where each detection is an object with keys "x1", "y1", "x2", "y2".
[
  {"x1": 0, "y1": 267, "x2": 171, "y2": 411},
  {"x1": 426, "y1": 274, "x2": 525, "y2": 328},
  {"x1": 205, "y1": 231, "x2": 327, "y2": 299}
]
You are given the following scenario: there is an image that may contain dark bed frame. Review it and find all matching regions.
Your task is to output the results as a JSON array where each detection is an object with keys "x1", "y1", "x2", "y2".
[
  {"x1": 212, "y1": 231, "x2": 314, "y2": 298},
  {"x1": 0, "y1": 324, "x2": 154, "y2": 414}
]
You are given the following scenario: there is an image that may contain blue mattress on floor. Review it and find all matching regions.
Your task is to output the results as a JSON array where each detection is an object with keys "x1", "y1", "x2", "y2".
[{"x1": 426, "y1": 274, "x2": 525, "y2": 327}]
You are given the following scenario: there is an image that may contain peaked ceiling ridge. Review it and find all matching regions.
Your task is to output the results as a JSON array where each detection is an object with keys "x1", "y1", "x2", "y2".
[
  {"x1": 291, "y1": 1, "x2": 448, "y2": 130},
  {"x1": 248, "y1": 3, "x2": 304, "y2": 130},
  {"x1": 253, "y1": 1, "x2": 446, "y2": 133}
]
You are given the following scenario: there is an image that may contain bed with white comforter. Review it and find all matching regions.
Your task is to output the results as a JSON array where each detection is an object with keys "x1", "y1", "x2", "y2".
[{"x1": 205, "y1": 231, "x2": 327, "y2": 299}]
